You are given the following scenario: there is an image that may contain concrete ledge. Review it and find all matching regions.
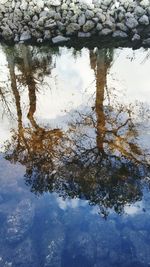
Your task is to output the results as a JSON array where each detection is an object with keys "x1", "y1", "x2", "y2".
[{"x1": 1, "y1": 0, "x2": 150, "y2": 46}]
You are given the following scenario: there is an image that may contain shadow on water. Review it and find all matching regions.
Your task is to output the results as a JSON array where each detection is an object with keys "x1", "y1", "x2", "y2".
[{"x1": 0, "y1": 44, "x2": 150, "y2": 267}]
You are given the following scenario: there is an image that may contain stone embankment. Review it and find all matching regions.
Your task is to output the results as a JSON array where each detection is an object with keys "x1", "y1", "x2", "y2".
[{"x1": 1, "y1": 0, "x2": 150, "y2": 45}]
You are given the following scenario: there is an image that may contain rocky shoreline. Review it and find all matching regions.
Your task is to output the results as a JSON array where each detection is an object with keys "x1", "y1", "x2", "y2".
[{"x1": 1, "y1": 0, "x2": 150, "y2": 46}]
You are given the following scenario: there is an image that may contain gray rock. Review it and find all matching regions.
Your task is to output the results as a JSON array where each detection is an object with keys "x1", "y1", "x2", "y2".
[
  {"x1": 83, "y1": 20, "x2": 95, "y2": 32},
  {"x1": 44, "y1": 30, "x2": 51, "y2": 40},
  {"x1": 134, "y1": 6, "x2": 145, "y2": 17},
  {"x1": 112, "y1": 30, "x2": 128, "y2": 38},
  {"x1": 143, "y1": 38, "x2": 150, "y2": 45},
  {"x1": 139, "y1": 14, "x2": 149, "y2": 25},
  {"x1": 103, "y1": 0, "x2": 112, "y2": 7},
  {"x1": 96, "y1": 23, "x2": 103, "y2": 31},
  {"x1": 20, "y1": 0, "x2": 28, "y2": 11},
  {"x1": 147, "y1": 7, "x2": 150, "y2": 16},
  {"x1": 70, "y1": 14, "x2": 78, "y2": 23},
  {"x1": 132, "y1": 33, "x2": 141, "y2": 41},
  {"x1": 45, "y1": 20, "x2": 57, "y2": 30},
  {"x1": 66, "y1": 23, "x2": 80, "y2": 35},
  {"x1": 96, "y1": 12, "x2": 106, "y2": 22},
  {"x1": 54, "y1": 12, "x2": 61, "y2": 21},
  {"x1": 52, "y1": 35, "x2": 70, "y2": 44},
  {"x1": 118, "y1": 11, "x2": 125, "y2": 22},
  {"x1": 2, "y1": 25, "x2": 13, "y2": 40},
  {"x1": 14, "y1": 34, "x2": 19, "y2": 42},
  {"x1": 125, "y1": 17, "x2": 139, "y2": 29},
  {"x1": 32, "y1": 15, "x2": 38, "y2": 22},
  {"x1": 78, "y1": 14, "x2": 86, "y2": 26},
  {"x1": 57, "y1": 21, "x2": 65, "y2": 31},
  {"x1": 20, "y1": 30, "x2": 31, "y2": 41},
  {"x1": 104, "y1": 20, "x2": 115, "y2": 30},
  {"x1": 5, "y1": 199, "x2": 34, "y2": 243},
  {"x1": 92, "y1": 17, "x2": 99, "y2": 23},
  {"x1": 116, "y1": 23, "x2": 128, "y2": 32},
  {"x1": 85, "y1": 10, "x2": 94, "y2": 19},
  {"x1": 78, "y1": 32, "x2": 91, "y2": 37},
  {"x1": 99, "y1": 28, "x2": 112, "y2": 36}
]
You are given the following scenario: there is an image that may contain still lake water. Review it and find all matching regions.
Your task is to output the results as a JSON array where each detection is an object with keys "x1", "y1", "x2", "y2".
[{"x1": 0, "y1": 44, "x2": 150, "y2": 267}]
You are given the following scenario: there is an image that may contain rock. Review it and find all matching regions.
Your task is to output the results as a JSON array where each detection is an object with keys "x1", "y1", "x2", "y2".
[
  {"x1": 57, "y1": 21, "x2": 65, "y2": 31},
  {"x1": 147, "y1": 7, "x2": 150, "y2": 16},
  {"x1": 78, "y1": 32, "x2": 91, "y2": 37},
  {"x1": 99, "y1": 28, "x2": 112, "y2": 36},
  {"x1": 65, "y1": 231, "x2": 95, "y2": 266},
  {"x1": 13, "y1": 238, "x2": 39, "y2": 267},
  {"x1": 126, "y1": 229, "x2": 150, "y2": 265},
  {"x1": 132, "y1": 33, "x2": 141, "y2": 42},
  {"x1": 78, "y1": 14, "x2": 86, "y2": 26},
  {"x1": 112, "y1": 30, "x2": 128, "y2": 38},
  {"x1": 20, "y1": 31, "x2": 31, "y2": 42},
  {"x1": 116, "y1": 23, "x2": 128, "y2": 32},
  {"x1": 61, "y1": 3, "x2": 68, "y2": 10},
  {"x1": 36, "y1": 0, "x2": 44, "y2": 10},
  {"x1": 49, "y1": 0, "x2": 61, "y2": 7},
  {"x1": 125, "y1": 17, "x2": 139, "y2": 29},
  {"x1": 0, "y1": 257, "x2": 12, "y2": 267},
  {"x1": 70, "y1": 14, "x2": 78, "y2": 23},
  {"x1": 20, "y1": 0, "x2": 28, "y2": 11},
  {"x1": 83, "y1": 20, "x2": 95, "y2": 32},
  {"x1": 134, "y1": 6, "x2": 145, "y2": 17},
  {"x1": 143, "y1": 38, "x2": 150, "y2": 46},
  {"x1": 118, "y1": 11, "x2": 125, "y2": 22},
  {"x1": 2, "y1": 25, "x2": 13, "y2": 40},
  {"x1": 54, "y1": 12, "x2": 61, "y2": 21},
  {"x1": 44, "y1": 30, "x2": 51, "y2": 40},
  {"x1": 96, "y1": 12, "x2": 106, "y2": 22},
  {"x1": 85, "y1": 9, "x2": 94, "y2": 19},
  {"x1": 45, "y1": 20, "x2": 57, "y2": 30},
  {"x1": 66, "y1": 23, "x2": 80, "y2": 35},
  {"x1": 5, "y1": 199, "x2": 34, "y2": 244},
  {"x1": 52, "y1": 35, "x2": 70, "y2": 44},
  {"x1": 14, "y1": 34, "x2": 19, "y2": 42},
  {"x1": 96, "y1": 23, "x2": 103, "y2": 31},
  {"x1": 42, "y1": 223, "x2": 65, "y2": 267},
  {"x1": 103, "y1": 0, "x2": 112, "y2": 7},
  {"x1": 140, "y1": 0, "x2": 150, "y2": 8},
  {"x1": 139, "y1": 15, "x2": 149, "y2": 25},
  {"x1": 89, "y1": 219, "x2": 121, "y2": 264},
  {"x1": 104, "y1": 19, "x2": 115, "y2": 30}
]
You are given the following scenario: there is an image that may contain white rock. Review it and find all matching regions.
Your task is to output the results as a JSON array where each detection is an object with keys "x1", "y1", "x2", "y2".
[{"x1": 49, "y1": 0, "x2": 61, "y2": 6}]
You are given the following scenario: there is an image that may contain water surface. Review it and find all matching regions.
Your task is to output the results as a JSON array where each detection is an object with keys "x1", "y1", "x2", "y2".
[{"x1": 0, "y1": 44, "x2": 150, "y2": 267}]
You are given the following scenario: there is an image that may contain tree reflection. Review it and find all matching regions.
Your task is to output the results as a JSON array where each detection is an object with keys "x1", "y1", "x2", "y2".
[
  {"x1": 3, "y1": 45, "x2": 63, "y2": 193},
  {"x1": 2, "y1": 46, "x2": 150, "y2": 217},
  {"x1": 53, "y1": 48, "x2": 150, "y2": 217}
]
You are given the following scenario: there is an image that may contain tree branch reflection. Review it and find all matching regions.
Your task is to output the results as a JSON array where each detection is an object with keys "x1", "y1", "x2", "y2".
[{"x1": 2, "y1": 46, "x2": 150, "y2": 217}]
